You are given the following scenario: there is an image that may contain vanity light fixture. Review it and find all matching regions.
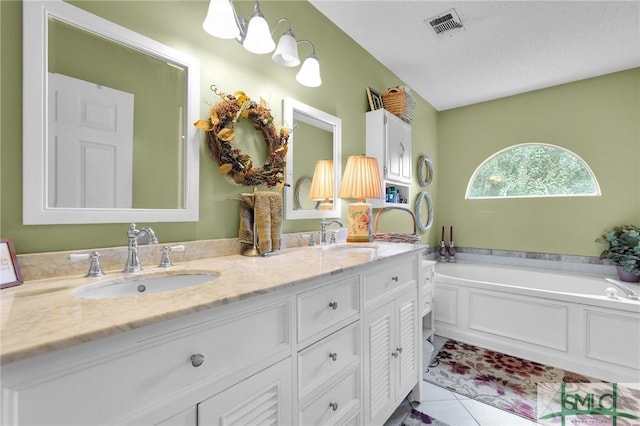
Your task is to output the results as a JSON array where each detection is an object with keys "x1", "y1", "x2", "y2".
[
  {"x1": 309, "y1": 160, "x2": 334, "y2": 210},
  {"x1": 338, "y1": 156, "x2": 384, "y2": 242},
  {"x1": 202, "y1": 0, "x2": 321, "y2": 86},
  {"x1": 295, "y1": 40, "x2": 321, "y2": 88}
]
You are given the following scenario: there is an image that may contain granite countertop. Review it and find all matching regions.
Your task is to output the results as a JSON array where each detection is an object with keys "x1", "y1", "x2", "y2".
[{"x1": 0, "y1": 242, "x2": 423, "y2": 365}]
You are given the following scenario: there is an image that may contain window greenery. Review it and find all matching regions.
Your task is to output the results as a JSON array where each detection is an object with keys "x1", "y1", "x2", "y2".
[{"x1": 466, "y1": 143, "x2": 600, "y2": 199}]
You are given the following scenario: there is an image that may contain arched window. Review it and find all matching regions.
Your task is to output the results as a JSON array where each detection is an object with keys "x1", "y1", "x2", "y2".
[{"x1": 466, "y1": 143, "x2": 600, "y2": 199}]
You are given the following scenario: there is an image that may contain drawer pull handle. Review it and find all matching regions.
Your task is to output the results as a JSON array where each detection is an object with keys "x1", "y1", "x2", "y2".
[
  {"x1": 329, "y1": 402, "x2": 339, "y2": 411},
  {"x1": 391, "y1": 276, "x2": 399, "y2": 282},
  {"x1": 391, "y1": 351, "x2": 399, "y2": 358},
  {"x1": 190, "y1": 353, "x2": 205, "y2": 367},
  {"x1": 329, "y1": 352, "x2": 338, "y2": 361},
  {"x1": 328, "y1": 301, "x2": 338, "y2": 310},
  {"x1": 397, "y1": 347, "x2": 403, "y2": 354}
]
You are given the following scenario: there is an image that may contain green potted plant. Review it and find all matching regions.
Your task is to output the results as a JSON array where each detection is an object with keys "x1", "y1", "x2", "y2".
[{"x1": 597, "y1": 224, "x2": 640, "y2": 282}]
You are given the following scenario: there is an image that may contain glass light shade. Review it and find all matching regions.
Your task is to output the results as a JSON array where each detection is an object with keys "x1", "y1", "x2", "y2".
[
  {"x1": 309, "y1": 160, "x2": 334, "y2": 207},
  {"x1": 243, "y1": 14, "x2": 275, "y2": 54},
  {"x1": 272, "y1": 30, "x2": 300, "y2": 67},
  {"x1": 338, "y1": 156, "x2": 384, "y2": 202},
  {"x1": 202, "y1": 0, "x2": 240, "y2": 39},
  {"x1": 296, "y1": 54, "x2": 321, "y2": 87}
]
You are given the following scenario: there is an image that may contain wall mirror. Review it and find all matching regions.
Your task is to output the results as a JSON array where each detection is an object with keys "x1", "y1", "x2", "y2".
[
  {"x1": 283, "y1": 98, "x2": 342, "y2": 220},
  {"x1": 22, "y1": 0, "x2": 200, "y2": 224}
]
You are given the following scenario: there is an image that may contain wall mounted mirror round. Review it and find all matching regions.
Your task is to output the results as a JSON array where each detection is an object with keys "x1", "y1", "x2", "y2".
[
  {"x1": 414, "y1": 191, "x2": 433, "y2": 233},
  {"x1": 417, "y1": 155, "x2": 434, "y2": 187}
]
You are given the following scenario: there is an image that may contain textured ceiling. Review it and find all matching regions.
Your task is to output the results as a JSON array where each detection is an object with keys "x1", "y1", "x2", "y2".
[{"x1": 309, "y1": 1, "x2": 640, "y2": 111}]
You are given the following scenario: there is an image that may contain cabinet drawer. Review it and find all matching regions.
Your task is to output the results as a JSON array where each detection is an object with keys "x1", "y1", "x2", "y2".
[
  {"x1": 3, "y1": 300, "x2": 291, "y2": 425},
  {"x1": 298, "y1": 275, "x2": 360, "y2": 343},
  {"x1": 363, "y1": 256, "x2": 417, "y2": 305},
  {"x1": 299, "y1": 367, "x2": 360, "y2": 426},
  {"x1": 298, "y1": 322, "x2": 360, "y2": 399}
]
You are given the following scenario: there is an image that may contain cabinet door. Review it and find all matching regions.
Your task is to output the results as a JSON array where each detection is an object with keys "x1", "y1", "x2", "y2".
[
  {"x1": 197, "y1": 357, "x2": 292, "y2": 426},
  {"x1": 395, "y1": 288, "x2": 419, "y2": 399},
  {"x1": 385, "y1": 116, "x2": 411, "y2": 184},
  {"x1": 363, "y1": 301, "x2": 395, "y2": 426}
]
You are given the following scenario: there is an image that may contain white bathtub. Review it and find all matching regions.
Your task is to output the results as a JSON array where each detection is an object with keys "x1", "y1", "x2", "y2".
[{"x1": 433, "y1": 262, "x2": 640, "y2": 384}]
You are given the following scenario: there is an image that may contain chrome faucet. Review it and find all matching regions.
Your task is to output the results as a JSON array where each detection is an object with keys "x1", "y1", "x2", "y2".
[
  {"x1": 605, "y1": 278, "x2": 640, "y2": 300},
  {"x1": 320, "y1": 219, "x2": 344, "y2": 245},
  {"x1": 123, "y1": 223, "x2": 158, "y2": 273}
]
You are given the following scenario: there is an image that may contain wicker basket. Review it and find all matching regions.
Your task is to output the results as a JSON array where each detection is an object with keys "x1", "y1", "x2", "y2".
[
  {"x1": 382, "y1": 86, "x2": 416, "y2": 124},
  {"x1": 372, "y1": 206, "x2": 422, "y2": 244}
]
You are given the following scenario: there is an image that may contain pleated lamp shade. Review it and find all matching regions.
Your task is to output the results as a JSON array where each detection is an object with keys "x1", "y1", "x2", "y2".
[
  {"x1": 309, "y1": 160, "x2": 334, "y2": 210},
  {"x1": 338, "y1": 156, "x2": 383, "y2": 242},
  {"x1": 338, "y1": 156, "x2": 384, "y2": 202}
]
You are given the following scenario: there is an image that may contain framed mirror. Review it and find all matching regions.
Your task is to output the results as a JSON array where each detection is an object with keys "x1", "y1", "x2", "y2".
[
  {"x1": 22, "y1": 0, "x2": 200, "y2": 224},
  {"x1": 283, "y1": 98, "x2": 342, "y2": 220}
]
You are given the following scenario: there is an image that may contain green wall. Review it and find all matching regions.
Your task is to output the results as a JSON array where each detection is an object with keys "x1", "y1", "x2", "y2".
[
  {"x1": 4, "y1": 0, "x2": 634, "y2": 258},
  {"x1": 437, "y1": 68, "x2": 640, "y2": 257},
  {"x1": 0, "y1": 0, "x2": 439, "y2": 254}
]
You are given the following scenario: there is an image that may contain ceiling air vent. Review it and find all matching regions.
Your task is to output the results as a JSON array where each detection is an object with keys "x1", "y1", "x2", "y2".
[{"x1": 425, "y1": 8, "x2": 464, "y2": 39}]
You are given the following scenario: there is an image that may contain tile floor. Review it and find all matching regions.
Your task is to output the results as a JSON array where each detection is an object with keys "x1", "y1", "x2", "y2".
[{"x1": 384, "y1": 336, "x2": 541, "y2": 426}]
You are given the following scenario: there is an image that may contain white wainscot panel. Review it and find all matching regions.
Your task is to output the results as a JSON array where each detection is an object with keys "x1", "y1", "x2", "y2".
[
  {"x1": 468, "y1": 291, "x2": 568, "y2": 351},
  {"x1": 434, "y1": 286, "x2": 458, "y2": 325},
  {"x1": 585, "y1": 310, "x2": 640, "y2": 369}
]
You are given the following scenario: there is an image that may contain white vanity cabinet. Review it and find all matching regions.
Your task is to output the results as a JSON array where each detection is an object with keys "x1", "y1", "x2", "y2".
[
  {"x1": 366, "y1": 109, "x2": 412, "y2": 209},
  {"x1": 1, "y1": 248, "x2": 423, "y2": 426},
  {"x1": 1, "y1": 296, "x2": 293, "y2": 426},
  {"x1": 421, "y1": 260, "x2": 436, "y2": 341},
  {"x1": 297, "y1": 275, "x2": 362, "y2": 425},
  {"x1": 362, "y1": 256, "x2": 420, "y2": 426}
]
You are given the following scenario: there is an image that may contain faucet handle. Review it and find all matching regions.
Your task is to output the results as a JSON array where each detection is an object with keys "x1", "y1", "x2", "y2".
[
  {"x1": 329, "y1": 231, "x2": 337, "y2": 245},
  {"x1": 158, "y1": 245, "x2": 185, "y2": 268},
  {"x1": 69, "y1": 251, "x2": 105, "y2": 277}
]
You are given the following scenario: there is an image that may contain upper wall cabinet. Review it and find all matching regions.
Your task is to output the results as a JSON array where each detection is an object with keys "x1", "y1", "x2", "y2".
[{"x1": 366, "y1": 110, "x2": 412, "y2": 209}]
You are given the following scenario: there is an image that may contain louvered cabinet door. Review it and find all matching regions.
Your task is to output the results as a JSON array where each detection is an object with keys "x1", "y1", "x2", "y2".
[
  {"x1": 395, "y1": 287, "x2": 419, "y2": 399},
  {"x1": 197, "y1": 357, "x2": 292, "y2": 426},
  {"x1": 363, "y1": 301, "x2": 395, "y2": 426}
]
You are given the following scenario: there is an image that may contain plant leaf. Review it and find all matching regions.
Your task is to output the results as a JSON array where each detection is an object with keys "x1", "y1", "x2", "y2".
[
  {"x1": 193, "y1": 119, "x2": 211, "y2": 131},
  {"x1": 210, "y1": 109, "x2": 219, "y2": 125},
  {"x1": 218, "y1": 163, "x2": 233, "y2": 174},
  {"x1": 217, "y1": 128, "x2": 234, "y2": 141}
]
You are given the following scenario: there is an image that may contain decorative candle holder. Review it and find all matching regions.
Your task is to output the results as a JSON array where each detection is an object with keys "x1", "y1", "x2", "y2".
[
  {"x1": 439, "y1": 240, "x2": 448, "y2": 262},
  {"x1": 448, "y1": 240, "x2": 457, "y2": 263}
]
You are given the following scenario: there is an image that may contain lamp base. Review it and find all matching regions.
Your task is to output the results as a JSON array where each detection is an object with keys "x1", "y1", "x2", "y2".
[{"x1": 346, "y1": 202, "x2": 372, "y2": 243}]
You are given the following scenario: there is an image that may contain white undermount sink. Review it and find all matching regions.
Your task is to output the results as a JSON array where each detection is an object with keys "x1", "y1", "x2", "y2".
[
  {"x1": 321, "y1": 243, "x2": 379, "y2": 253},
  {"x1": 72, "y1": 272, "x2": 219, "y2": 299}
]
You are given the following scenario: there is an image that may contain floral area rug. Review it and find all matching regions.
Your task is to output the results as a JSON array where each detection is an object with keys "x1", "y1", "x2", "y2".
[
  {"x1": 423, "y1": 339, "x2": 624, "y2": 423},
  {"x1": 402, "y1": 409, "x2": 450, "y2": 426}
]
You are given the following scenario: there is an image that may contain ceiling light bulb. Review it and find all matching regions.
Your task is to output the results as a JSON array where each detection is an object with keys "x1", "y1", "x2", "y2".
[
  {"x1": 272, "y1": 30, "x2": 300, "y2": 67},
  {"x1": 242, "y1": 2, "x2": 275, "y2": 54},
  {"x1": 296, "y1": 54, "x2": 321, "y2": 87},
  {"x1": 202, "y1": 0, "x2": 240, "y2": 39}
]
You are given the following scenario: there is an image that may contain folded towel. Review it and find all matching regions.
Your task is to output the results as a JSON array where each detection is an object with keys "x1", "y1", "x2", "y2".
[
  {"x1": 254, "y1": 191, "x2": 283, "y2": 254},
  {"x1": 238, "y1": 193, "x2": 255, "y2": 245}
]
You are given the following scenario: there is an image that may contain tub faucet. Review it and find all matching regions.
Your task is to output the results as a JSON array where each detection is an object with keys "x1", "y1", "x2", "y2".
[
  {"x1": 605, "y1": 278, "x2": 640, "y2": 300},
  {"x1": 320, "y1": 219, "x2": 344, "y2": 245},
  {"x1": 123, "y1": 223, "x2": 158, "y2": 273}
]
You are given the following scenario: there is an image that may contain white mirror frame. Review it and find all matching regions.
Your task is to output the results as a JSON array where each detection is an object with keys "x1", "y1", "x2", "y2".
[
  {"x1": 22, "y1": 0, "x2": 200, "y2": 224},
  {"x1": 283, "y1": 97, "x2": 342, "y2": 220}
]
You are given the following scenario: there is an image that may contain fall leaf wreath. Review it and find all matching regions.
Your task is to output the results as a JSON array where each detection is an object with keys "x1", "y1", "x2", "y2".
[{"x1": 194, "y1": 87, "x2": 290, "y2": 189}]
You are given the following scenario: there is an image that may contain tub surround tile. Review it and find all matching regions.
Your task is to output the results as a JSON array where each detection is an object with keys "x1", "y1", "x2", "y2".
[
  {"x1": 426, "y1": 247, "x2": 616, "y2": 276},
  {"x1": 0, "y1": 242, "x2": 423, "y2": 365}
]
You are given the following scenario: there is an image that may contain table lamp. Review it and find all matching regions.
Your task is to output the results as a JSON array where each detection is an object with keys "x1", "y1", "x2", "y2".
[
  {"x1": 338, "y1": 155, "x2": 384, "y2": 242},
  {"x1": 309, "y1": 160, "x2": 334, "y2": 210}
]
